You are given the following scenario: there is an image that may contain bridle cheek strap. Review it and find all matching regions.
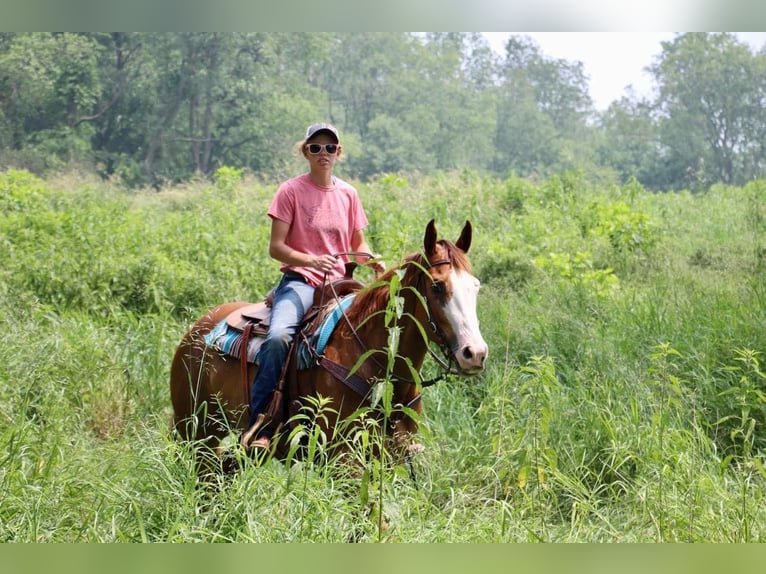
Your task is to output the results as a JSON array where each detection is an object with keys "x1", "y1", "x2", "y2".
[{"x1": 414, "y1": 261, "x2": 461, "y2": 383}]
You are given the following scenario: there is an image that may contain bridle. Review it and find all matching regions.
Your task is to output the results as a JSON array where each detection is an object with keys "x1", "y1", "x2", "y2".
[{"x1": 414, "y1": 255, "x2": 463, "y2": 383}]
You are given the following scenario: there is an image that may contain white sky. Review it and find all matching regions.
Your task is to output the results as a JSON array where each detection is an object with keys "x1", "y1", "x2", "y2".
[{"x1": 484, "y1": 32, "x2": 766, "y2": 110}]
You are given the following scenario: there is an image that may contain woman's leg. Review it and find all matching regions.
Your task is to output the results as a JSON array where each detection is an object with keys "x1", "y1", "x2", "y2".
[{"x1": 246, "y1": 276, "x2": 315, "y2": 430}]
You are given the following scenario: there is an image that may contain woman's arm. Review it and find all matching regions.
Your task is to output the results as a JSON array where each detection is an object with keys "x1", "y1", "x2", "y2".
[{"x1": 268, "y1": 218, "x2": 338, "y2": 273}]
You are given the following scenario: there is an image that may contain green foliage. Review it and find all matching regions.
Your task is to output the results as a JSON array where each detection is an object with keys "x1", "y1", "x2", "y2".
[
  {"x1": 714, "y1": 349, "x2": 766, "y2": 458},
  {"x1": 583, "y1": 199, "x2": 657, "y2": 254},
  {"x1": 650, "y1": 33, "x2": 765, "y2": 187},
  {"x1": 2, "y1": 32, "x2": 765, "y2": 191},
  {"x1": 213, "y1": 166, "x2": 244, "y2": 194},
  {"x1": 533, "y1": 251, "x2": 618, "y2": 298},
  {"x1": 0, "y1": 33, "x2": 102, "y2": 171},
  {"x1": 0, "y1": 168, "x2": 48, "y2": 212},
  {"x1": 2, "y1": 168, "x2": 766, "y2": 542},
  {"x1": 0, "y1": 169, "x2": 274, "y2": 317}
]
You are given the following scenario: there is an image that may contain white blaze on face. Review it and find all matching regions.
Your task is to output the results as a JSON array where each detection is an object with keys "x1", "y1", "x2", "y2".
[{"x1": 443, "y1": 268, "x2": 488, "y2": 374}]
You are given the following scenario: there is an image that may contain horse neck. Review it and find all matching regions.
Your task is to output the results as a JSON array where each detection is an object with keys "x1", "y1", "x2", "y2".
[{"x1": 348, "y1": 278, "x2": 430, "y2": 387}]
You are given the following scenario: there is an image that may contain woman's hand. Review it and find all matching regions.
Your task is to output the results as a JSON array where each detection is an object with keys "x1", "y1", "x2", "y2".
[
  {"x1": 311, "y1": 254, "x2": 339, "y2": 273},
  {"x1": 367, "y1": 254, "x2": 386, "y2": 277}
]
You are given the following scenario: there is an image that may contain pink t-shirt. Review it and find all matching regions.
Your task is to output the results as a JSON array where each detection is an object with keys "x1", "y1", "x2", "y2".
[{"x1": 267, "y1": 173, "x2": 369, "y2": 287}]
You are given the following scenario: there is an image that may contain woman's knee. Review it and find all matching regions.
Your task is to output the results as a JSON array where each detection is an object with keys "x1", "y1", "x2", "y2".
[{"x1": 265, "y1": 326, "x2": 295, "y2": 348}]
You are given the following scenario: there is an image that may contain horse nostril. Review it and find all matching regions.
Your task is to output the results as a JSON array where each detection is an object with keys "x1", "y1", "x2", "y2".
[
  {"x1": 460, "y1": 346, "x2": 487, "y2": 370},
  {"x1": 471, "y1": 347, "x2": 487, "y2": 365}
]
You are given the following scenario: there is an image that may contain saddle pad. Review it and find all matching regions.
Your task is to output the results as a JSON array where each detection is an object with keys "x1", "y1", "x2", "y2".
[
  {"x1": 204, "y1": 319, "x2": 265, "y2": 364},
  {"x1": 314, "y1": 294, "x2": 355, "y2": 355},
  {"x1": 298, "y1": 294, "x2": 356, "y2": 369},
  {"x1": 205, "y1": 294, "x2": 356, "y2": 368}
]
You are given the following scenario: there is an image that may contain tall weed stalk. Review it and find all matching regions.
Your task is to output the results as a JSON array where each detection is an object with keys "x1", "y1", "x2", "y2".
[
  {"x1": 515, "y1": 355, "x2": 561, "y2": 541},
  {"x1": 717, "y1": 349, "x2": 766, "y2": 541},
  {"x1": 646, "y1": 343, "x2": 686, "y2": 542}
]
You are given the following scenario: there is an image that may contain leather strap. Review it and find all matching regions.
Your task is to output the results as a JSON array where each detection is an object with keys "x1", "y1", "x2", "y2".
[
  {"x1": 319, "y1": 356, "x2": 373, "y2": 399},
  {"x1": 240, "y1": 322, "x2": 253, "y2": 405},
  {"x1": 318, "y1": 356, "x2": 424, "y2": 411}
]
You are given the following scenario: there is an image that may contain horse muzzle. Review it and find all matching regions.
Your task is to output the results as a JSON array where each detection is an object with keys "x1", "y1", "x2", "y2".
[{"x1": 454, "y1": 343, "x2": 488, "y2": 375}]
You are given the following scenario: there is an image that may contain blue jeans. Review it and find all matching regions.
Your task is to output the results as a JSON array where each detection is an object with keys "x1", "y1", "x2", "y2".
[{"x1": 247, "y1": 273, "x2": 315, "y2": 430}]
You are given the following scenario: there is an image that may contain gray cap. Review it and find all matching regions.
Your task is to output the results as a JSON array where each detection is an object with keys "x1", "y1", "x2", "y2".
[{"x1": 305, "y1": 123, "x2": 339, "y2": 142}]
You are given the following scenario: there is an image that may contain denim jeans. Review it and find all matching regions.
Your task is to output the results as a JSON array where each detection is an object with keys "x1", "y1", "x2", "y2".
[{"x1": 247, "y1": 273, "x2": 315, "y2": 430}]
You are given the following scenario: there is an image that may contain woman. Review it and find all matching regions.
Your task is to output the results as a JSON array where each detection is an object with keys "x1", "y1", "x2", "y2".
[{"x1": 241, "y1": 123, "x2": 384, "y2": 452}]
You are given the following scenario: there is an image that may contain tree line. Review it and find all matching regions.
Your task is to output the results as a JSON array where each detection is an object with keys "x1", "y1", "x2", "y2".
[{"x1": 1, "y1": 32, "x2": 765, "y2": 190}]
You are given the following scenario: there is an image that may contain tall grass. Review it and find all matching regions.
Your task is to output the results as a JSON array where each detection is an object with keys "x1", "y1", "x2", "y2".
[{"x1": 1, "y1": 168, "x2": 765, "y2": 541}]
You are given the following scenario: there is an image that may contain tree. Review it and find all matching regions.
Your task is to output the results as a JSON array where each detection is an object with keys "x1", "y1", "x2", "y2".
[
  {"x1": 84, "y1": 33, "x2": 150, "y2": 181},
  {"x1": 493, "y1": 35, "x2": 596, "y2": 178},
  {"x1": 597, "y1": 94, "x2": 665, "y2": 188},
  {"x1": 420, "y1": 33, "x2": 498, "y2": 172},
  {"x1": 211, "y1": 33, "x2": 330, "y2": 179},
  {"x1": 494, "y1": 73, "x2": 559, "y2": 176},
  {"x1": 650, "y1": 33, "x2": 765, "y2": 187},
  {"x1": 126, "y1": 33, "x2": 326, "y2": 185},
  {"x1": 0, "y1": 33, "x2": 103, "y2": 170}
]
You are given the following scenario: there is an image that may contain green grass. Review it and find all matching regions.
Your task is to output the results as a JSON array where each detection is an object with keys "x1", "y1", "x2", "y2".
[{"x1": 1, "y1": 168, "x2": 765, "y2": 542}]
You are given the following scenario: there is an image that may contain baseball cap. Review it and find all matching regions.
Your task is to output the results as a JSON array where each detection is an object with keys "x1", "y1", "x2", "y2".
[{"x1": 305, "y1": 123, "x2": 339, "y2": 142}]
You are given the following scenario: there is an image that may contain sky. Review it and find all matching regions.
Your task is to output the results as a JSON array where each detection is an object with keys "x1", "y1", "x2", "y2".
[{"x1": 484, "y1": 32, "x2": 766, "y2": 111}]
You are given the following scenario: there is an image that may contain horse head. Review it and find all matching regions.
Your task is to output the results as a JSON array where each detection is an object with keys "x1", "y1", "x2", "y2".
[{"x1": 418, "y1": 219, "x2": 488, "y2": 375}]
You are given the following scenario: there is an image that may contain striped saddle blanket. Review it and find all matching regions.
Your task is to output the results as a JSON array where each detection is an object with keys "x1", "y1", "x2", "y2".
[{"x1": 204, "y1": 295, "x2": 356, "y2": 370}]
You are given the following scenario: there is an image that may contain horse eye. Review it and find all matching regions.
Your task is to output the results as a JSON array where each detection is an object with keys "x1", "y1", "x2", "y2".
[{"x1": 432, "y1": 281, "x2": 445, "y2": 295}]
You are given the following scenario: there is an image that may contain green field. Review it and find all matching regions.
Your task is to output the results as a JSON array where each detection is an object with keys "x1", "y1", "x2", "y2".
[{"x1": 1, "y1": 168, "x2": 765, "y2": 542}]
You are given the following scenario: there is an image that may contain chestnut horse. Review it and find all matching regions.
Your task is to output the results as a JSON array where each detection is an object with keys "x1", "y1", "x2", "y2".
[{"x1": 169, "y1": 219, "x2": 488, "y2": 466}]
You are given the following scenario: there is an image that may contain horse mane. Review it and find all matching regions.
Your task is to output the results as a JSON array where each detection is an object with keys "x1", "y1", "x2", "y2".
[{"x1": 337, "y1": 239, "x2": 472, "y2": 334}]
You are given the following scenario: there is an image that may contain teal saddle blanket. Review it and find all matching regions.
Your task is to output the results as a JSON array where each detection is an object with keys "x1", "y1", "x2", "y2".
[{"x1": 204, "y1": 295, "x2": 356, "y2": 369}]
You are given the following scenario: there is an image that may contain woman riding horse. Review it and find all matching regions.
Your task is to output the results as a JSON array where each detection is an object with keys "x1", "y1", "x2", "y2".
[
  {"x1": 169, "y1": 220, "x2": 488, "y2": 467},
  {"x1": 242, "y1": 122, "x2": 384, "y2": 453}
]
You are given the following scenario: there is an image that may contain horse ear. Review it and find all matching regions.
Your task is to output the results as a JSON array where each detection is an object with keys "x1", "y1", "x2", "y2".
[
  {"x1": 456, "y1": 220, "x2": 472, "y2": 253},
  {"x1": 424, "y1": 219, "x2": 437, "y2": 256}
]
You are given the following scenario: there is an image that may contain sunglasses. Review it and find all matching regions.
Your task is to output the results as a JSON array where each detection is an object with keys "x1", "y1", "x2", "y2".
[{"x1": 306, "y1": 143, "x2": 339, "y2": 155}]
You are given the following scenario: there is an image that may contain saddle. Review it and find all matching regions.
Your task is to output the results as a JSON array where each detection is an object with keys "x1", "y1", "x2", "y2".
[
  {"x1": 223, "y1": 274, "x2": 364, "y2": 340},
  {"x1": 225, "y1": 300, "x2": 271, "y2": 336},
  {"x1": 229, "y1": 268, "x2": 366, "y2": 440}
]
